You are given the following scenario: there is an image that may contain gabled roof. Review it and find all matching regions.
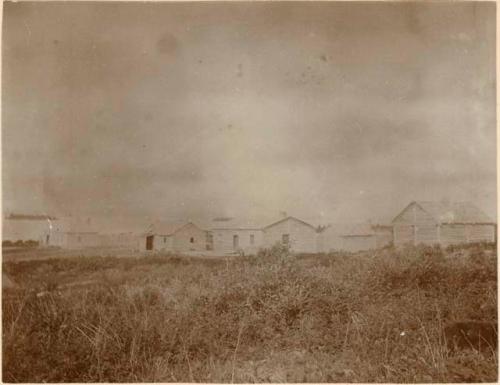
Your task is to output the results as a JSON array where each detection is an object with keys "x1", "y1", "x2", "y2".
[
  {"x1": 263, "y1": 216, "x2": 317, "y2": 230},
  {"x1": 393, "y1": 201, "x2": 495, "y2": 225},
  {"x1": 147, "y1": 221, "x2": 202, "y2": 236}
]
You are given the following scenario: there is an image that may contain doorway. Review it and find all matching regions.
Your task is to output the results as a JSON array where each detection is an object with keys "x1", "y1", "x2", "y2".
[
  {"x1": 146, "y1": 235, "x2": 154, "y2": 250},
  {"x1": 233, "y1": 234, "x2": 239, "y2": 250}
]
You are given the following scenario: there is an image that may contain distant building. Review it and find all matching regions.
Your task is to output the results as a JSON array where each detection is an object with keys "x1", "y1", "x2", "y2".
[
  {"x1": 372, "y1": 224, "x2": 394, "y2": 248},
  {"x1": 90, "y1": 217, "x2": 146, "y2": 250},
  {"x1": 318, "y1": 223, "x2": 393, "y2": 252},
  {"x1": 263, "y1": 216, "x2": 318, "y2": 253},
  {"x1": 209, "y1": 218, "x2": 264, "y2": 255},
  {"x1": 3, "y1": 214, "x2": 53, "y2": 244},
  {"x1": 43, "y1": 217, "x2": 101, "y2": 249},
  {"x1": 141, "y1": 221, "x2": 207, "y2": 252},
  {"x1": 392, "y1": 201, "x2": 496, "y2": 246},
  {"x1": 99, "y1": 233, "x2": 140, "y2": 249}
]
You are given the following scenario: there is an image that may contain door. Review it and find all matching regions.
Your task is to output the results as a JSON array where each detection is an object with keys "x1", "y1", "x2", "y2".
[
  {"x1": 146, "y1": 235, "x2": 154, "y2": 250},
  {"x1": 233, "y1": 234, "x2": 239, "y2": 250}
]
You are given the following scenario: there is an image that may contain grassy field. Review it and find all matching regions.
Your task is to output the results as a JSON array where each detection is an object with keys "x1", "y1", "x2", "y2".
[{"x1": 2, "y1": 243, "x2": 498, "y2": 382}]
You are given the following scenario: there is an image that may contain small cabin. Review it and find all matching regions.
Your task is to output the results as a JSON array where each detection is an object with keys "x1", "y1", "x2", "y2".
[
  {"x1": 318, "y1": 223, "x2": 393, "y2": 252},
  {"x1": 3, "y1": 214, "x2": 54, "y2": 246},
  {"x1": 141, "y1": 221, "x2": 207, "y2": 252},
  {"x1": 263, "y1": 216, "x2": 318, "y2": 253},
  {"x1": 42, "y1": 217, "x2": 101, "y2": 249},
  {"x1": 392, "y1": 201, "x2": 496, "y2": 247},
  {"x1": 209, "y1": 218, "x2": 264, "y2": 255}
]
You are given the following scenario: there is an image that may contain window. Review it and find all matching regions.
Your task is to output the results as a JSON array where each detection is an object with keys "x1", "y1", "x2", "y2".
[
  {"x1": 164, "y1": 236, "x2": 167, "y2": 243},
  {"x1": 250, "y1": 234, "x2": 255, "y2": 245},
  {"x1": 282, "y1": 234, "x2": 290, "y2": 245},
  {"x1": 190, "y1": 237, "x2": 194, "y2": 243}
]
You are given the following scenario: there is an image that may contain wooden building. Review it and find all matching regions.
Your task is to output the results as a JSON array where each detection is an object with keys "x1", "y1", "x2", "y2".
[
  {"x1": 208, "y1": 218, "x2": 264, "y2": 255},
  {"x1": 43, "y1": 217, "x2": 101, "y2": 249},
  {"x1": 392, "y1": 201, "x2": 496, "y2": 247},
  {"x1": 99, "y1": 233, "x2": 140, "y2": 249},
  {"x1": 91, "y1": 217, "x2": 146, "y2": 250},
  {"x1": 318, "y1": 223, "x2": 393, "y2": 252},
  {"x1": 3, "y1": 214, "x2": 54, "y2": 245},
  {"x1": 141, "y1": 221, "x2": 207, "y2": 252},
  {"x1": 372, "y1": 224, "x2": 394, "y2": 248},
  {"x1": 263, "y1": 216, "x2": 318, "y2": 253}
]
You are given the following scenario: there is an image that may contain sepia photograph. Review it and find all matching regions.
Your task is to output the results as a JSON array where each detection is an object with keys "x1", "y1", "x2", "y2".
[{"x1": 2, "y1": 1, "x2": 498, "y2": 382}]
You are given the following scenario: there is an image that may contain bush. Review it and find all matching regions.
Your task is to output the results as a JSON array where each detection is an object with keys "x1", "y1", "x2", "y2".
[{"x1": 2, "y1": 239, "x2": 39, "y2": 248}]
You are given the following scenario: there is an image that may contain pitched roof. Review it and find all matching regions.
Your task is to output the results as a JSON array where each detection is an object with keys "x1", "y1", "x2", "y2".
[
  {"x1": 147, "y1": 221, "x2": 202, "y2": 236},
  {"x1": 413, "y1": 201, "x2": 494, "y2": 224},
  {"x1": 263, "y1": 216, "x2": 317, "y2": 230}
]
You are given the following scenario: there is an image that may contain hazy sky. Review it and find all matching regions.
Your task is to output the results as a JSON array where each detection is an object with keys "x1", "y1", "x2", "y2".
[{"x1": 2, "y1": 1, "x2": 496, "y2": 225}]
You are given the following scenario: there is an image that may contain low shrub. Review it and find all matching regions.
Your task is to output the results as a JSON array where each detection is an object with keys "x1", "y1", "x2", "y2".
[{"x1": 3, "y1": 243, "x2": 497, "y2": 382}]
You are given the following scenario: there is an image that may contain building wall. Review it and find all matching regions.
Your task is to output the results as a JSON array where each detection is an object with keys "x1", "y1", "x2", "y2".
[
  {"x1": 393, "y1": 203, "x2": 438, "y2": 246},
  {"x1": 153, "y1": 234, "x2": 174, "y2": 251},
  {"x1": 440, "y1": 224, "x2": 495, "y2": 245},
  {"x1": 465, "y1": 224, "x2": 495, "y2": 243},
  {"x1": 44, "y1": 231, "x2": 65, "y2": 247},
  {"x1": 100, "y1": 233, "x2": 140, "y2": 249},
  {"x1": 317, "y1": 228, "x2": 343, "y2": 253},
  {"x1": 414, "y1": 205, "x2": 439, "y2": 244},
  {"x1": 393, "y1": 202, "x2": 495, "y2": 246},
  {"x1": 393, "y1": 225, "x2": 414, "y2": 246},
  {"x1": 374, "y1": 227, "x2": 394, "y2": 248},
  {"x1": 46, "y1": 232, "x2": 101, "y2": 249},
  {"x1": 264, "y1": 218, "x2": 317, "y2": 253},
  {"x1": 440, "y1": 224, "x2": 466, "y2": 246},
  {"x1": 172, "y1": 223, "x2": 207, "y2": 252},
  {"x1": 139, "y1": 223, "x2": 207, "y2": 252},
  {"x1": 3, "y1": 219, "x2": 50, "y2": 243},
  {"x1": 340, "y1": 235, "x2": 377, "y2": 252},
  {"x1": 212, "y1": 229, "x2": 263, "y2": 254}
]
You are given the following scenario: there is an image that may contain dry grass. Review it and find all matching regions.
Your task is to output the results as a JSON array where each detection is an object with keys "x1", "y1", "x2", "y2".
[{"x1": 2, "y1": 242, "x2": 497, "y2": 382}]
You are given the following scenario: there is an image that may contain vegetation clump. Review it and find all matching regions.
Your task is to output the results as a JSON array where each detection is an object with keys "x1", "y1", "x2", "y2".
[{"x1": 3, "y1": 242, "x2": 497, "y2": 382}]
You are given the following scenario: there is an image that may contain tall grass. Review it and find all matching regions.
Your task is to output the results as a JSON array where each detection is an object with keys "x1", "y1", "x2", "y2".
[{"x1": 3, "y1": 243, "x2": 497, "y2": 382}]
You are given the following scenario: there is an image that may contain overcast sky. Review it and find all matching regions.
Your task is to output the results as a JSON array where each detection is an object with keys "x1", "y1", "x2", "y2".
[{"x1": 2, "y1": 1, "x2": 496, "y2": 225}]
